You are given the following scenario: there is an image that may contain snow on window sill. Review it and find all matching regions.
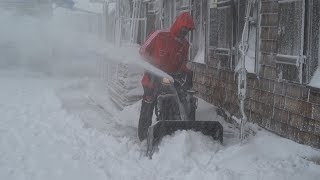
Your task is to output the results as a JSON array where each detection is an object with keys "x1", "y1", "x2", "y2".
[
  {"x1": 246, "y1": 57, "x2": 254, "y2": 73},
  {"x1": 193, "y1": 48, "x2": 205, "y2": 64},
  {"x1": 309, "y1": 67, "x2": 320, "y2": 88},
  {"x1": 245, "y1": 56, "x2": 255, "y2": 74}
]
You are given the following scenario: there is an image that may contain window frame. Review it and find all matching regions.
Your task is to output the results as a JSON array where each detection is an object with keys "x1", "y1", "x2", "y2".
[
  {"x1": 206, "y1": 0, "x2": 236, "y2": 69},
  {"x1": 190, "y1": 0, "x2": 208, "y2": 64},
  {"x1": 275, "y1": 0, "x2": 306, "y2": 84},
  {"x1": 305, "y1": 0, "x2": 320, "y2": 84}
]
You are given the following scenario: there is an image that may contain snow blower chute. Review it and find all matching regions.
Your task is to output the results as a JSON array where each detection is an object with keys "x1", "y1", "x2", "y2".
[{"x1": 140, "y1": 73, "x2": 223, "y2": 157}]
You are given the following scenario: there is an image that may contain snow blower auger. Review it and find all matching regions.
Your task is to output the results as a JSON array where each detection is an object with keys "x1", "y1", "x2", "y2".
[{"x1": 143, "y1": 73, "x2": 223, "y2": 158}]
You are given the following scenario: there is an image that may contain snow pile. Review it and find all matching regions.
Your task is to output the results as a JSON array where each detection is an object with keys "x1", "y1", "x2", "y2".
[
  {"x1": 0, "y1": 72, "x2": 106, "y2": 180},
  {"x1": 1, "y1": 68, "x2": 320, "y2": 180},
  {"x1": 112, "y1": 97, "x2": 320, "y2": 180}
]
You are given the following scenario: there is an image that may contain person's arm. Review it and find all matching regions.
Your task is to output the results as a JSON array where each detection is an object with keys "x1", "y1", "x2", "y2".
[
  {"x1": 179, "y1": 43, "x2": 193, "y2": 89},
  {"x1": 178, "y1": 43, "x2": 191, "y2": 73},
  {"x1": 139, "y1": 31, "x2": 159, "y2": 65}
]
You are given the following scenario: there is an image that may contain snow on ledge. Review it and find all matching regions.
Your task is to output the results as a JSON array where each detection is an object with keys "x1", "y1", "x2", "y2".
[
  {"x1": 309, "y1": 68, "x2": 320, "y2": 88},
  {"x1": 194, "y1": 48, "x2": 205, "y2": 64}
]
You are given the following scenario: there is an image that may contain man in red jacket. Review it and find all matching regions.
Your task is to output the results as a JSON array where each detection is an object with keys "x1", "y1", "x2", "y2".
[{"x1": 138, "y1": 12, "x2": 195, "y2": 141}]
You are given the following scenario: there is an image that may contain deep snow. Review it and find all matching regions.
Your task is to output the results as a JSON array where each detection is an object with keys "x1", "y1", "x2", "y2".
[
  {"x1": 1, "y1": 4, "x2": 320, "y2": 180},
  {"x1": 1, "y1": 70, "x2": 320, "y2": 180}
]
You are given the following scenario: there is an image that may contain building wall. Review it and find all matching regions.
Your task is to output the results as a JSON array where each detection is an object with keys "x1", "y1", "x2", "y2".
[{"x1": 191, "y1": 0, "x2": 320, "y2": 148}]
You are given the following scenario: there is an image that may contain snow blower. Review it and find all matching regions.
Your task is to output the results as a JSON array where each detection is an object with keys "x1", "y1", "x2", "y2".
[{"x1": 141, "y1": 73, "x2": 223, "y2": 157}]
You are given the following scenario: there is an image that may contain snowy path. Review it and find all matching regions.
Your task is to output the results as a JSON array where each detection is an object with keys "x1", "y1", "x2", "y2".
[
  {"x1": 1, "y1": 70, "x2": 320, "y2": 180},
  {"x1": 0, "y1": 71, "x2": 106, "y2": 180}
]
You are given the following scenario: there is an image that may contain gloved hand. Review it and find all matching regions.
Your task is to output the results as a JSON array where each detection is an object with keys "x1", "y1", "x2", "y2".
[
  {"x1": 171, "y1": 71, "x2": 193, "y2": 90},
  {"x1": 184, "y1": 71, "x2": 193, "y2": 90}
]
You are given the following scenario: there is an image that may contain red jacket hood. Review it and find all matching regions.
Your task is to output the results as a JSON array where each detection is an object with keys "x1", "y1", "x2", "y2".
[{"x1": 170, "y1": 12, "x2": 195, "y2": 37}]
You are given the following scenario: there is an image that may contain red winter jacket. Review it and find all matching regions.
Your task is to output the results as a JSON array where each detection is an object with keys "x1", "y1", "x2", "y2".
[{"x1": 139, "y1": 12, "x2": 195, "y2": 89}]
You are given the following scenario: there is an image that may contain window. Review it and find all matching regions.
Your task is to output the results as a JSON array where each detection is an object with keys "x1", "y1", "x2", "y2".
[
  {"x1": 275, "y1": 0, "x2": 305, "y2": 83},
  {"x1": 308, "y1": 0, "x2": 320, "y2": 87},
  {"x1": 244, "y1": 1, "x2": 258, "y2": 73},
  {"x1": 145, "y1": 1, "x2": 161, "y2": 37},
  {"x1": 161, "y1": 0, "x2": 175, "y2": 29},
  {"x1": 176, "y1": 0, "x2": 189, "y2": 8},
  {"x1": 147, "y1": 1, "x2": 158, "y2": 13},
  {"x1": 275, "y1": 0, "x2": 320, "y2": 84},
  {"x1": 176, "y1": 0, "x2": 190, "y2": 14},
  {"x1": 191, "y1": 0, "x2": 207, "y2": 64},
  {"x1": 207, "y1": 0, "x2": 234, "y2": 69},
  {"x1": 306, "y1": 0, "x2": 320, "y2": 85}
]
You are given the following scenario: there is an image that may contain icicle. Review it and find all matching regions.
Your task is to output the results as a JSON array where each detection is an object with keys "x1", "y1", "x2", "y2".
[{"x1": 236, "y1": 0, "x2": 255, "y2": 142}]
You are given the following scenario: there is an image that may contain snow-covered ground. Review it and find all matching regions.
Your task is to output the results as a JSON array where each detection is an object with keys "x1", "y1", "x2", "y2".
[
  {"x1": 1, "y1": 5, "x2": 320, "y2": 180},
  {"x1": 1, "y1": 70, "x2": 320, "y2": 180}
]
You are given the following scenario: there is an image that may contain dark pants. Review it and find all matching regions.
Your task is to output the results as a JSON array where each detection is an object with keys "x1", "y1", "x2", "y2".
[
  {"x1": 137, "y1": 71, "x2": 193, "y2": 141},
  {"x1": 138, "y1": 87, "x2": 155, "y2": 141}
]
